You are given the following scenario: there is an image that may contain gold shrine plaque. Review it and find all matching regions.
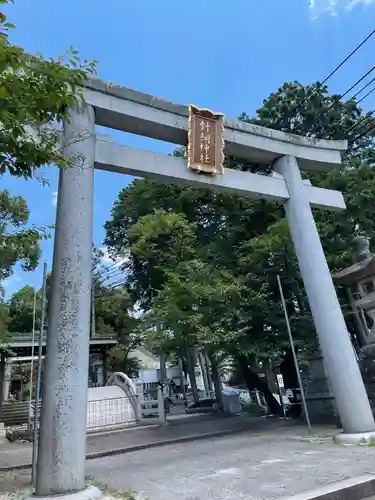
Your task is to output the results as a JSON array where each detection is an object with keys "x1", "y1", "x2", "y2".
[{"x1": 188, "y1": 105, "x2": 225, "y2": 175}]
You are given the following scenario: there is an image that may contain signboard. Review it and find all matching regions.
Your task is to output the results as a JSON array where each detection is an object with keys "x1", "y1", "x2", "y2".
[
  {"x1": 187, "y1": 105, "x2": 225, "y2": 175},
  {"x1": 277, "y1": 374, "x2": 284, "y2": 389}
]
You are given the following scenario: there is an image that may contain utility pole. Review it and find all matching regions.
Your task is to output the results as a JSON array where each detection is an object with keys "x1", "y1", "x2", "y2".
[
  {"x1": 32, "y1": 262, "x2": 48, "y2": 484},
  {"x1": 277, "y1": 275, "x2": 312, "y2": 435},
  {"x1": 28, "y1": 290, "x2": 37, "y2": 425},
  {"x1": 91, "y1": 279, "x2": 96, "y2": 339}
]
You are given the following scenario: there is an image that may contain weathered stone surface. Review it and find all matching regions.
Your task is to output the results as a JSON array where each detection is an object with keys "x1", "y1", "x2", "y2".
[
  {"x1": 84, "y1": 75, "x2": 347, "y2": 173},
  {"x1": 24, "y1": 485, "x2": 103, "y2": 500},
  {"x1": 359, "y1": 344, "x2": 375, "y2": 418},
  {"x1": 304, "y1": 352, "x2": 338, "y2": 426},
  {"x1": 35, "y1": 103, "x2": 96, "y2": 496}
]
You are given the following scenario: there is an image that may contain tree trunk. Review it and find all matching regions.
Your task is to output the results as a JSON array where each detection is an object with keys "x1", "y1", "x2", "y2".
[
  {"x1": 238, "y1": 355, "x2": 282, "y2": 415},
  {"x1": 204, "y1": 352, "x2": 214, "y2": 392},
  {"x1": 263, "y1": 358, "x2": 277, "y2": 393},
  {"x1": 210, "y1": 356, "x2": 223, "y2": 411},
  {"x1": 186, "y1": 347, "x2": 199, "y2": 403},
  {"x1": 159, "y1": 352, "x2": 167, "y2": 382},
  {"x1": 199, "y1": 352, "x2": 210, "y2": 393},
  {"x1": 0, "y1": 354, "x2": 4, "y2": 405}
]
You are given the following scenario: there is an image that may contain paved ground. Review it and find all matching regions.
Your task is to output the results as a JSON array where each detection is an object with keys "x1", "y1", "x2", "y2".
[
  {"x1": 87, "y1": 416, "x2": 298, "y2": 457},
  {"x1": 86, "y1": 433, "x2": 375, "y2": 500},
  {"x1": 0, "y1": 414, "x2": 289, "y2": 469},
  {"x1": 1, "y1": 421, "x2": 375, "y2": 499}
]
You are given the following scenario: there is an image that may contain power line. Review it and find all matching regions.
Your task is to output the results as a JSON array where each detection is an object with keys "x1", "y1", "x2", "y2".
[
  {"x1": 357, "y1": 85, "x2": 375, "y2": 105},
  {"x1": 339, "y1": 65, "x2": 375, "y2": 101},
  {"x1": 310, "y1": 66, "x2": 375, "y2": 137},
  {"x1": 284, "y1": 27, "x2": 375, "y2": 122},
  {"x1": 344, "y1": 110, "x2": 375, "y2": 136},
  {"x1": 93, "y1": 257, "x2": 126, "y2": 280},
  {"x1": 348, "y1": 117, "x2": 375, "y2": 146},
  {"x1": 95, "y1": 259, "x2": 119, "y2": 274},
  {"x1": 107, "y1": 279, "x2": 128, "y2": 290},
  {"x1": 344, "y1": 87, "x2": 375, "y2": 144},
  {"x1": 99, "y1": 270, "x2": 126, "y2": 286},
  {"x1": 96, "y1": 265, "x2": 123, "y2": 280},
  {"x1": 352, "y1": 75, "x2": 375, "y2": 100}
]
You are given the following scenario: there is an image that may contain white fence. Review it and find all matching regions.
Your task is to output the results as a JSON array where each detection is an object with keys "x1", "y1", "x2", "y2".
[
  {"x1": 87, "y1": 395, "x2": 139, "y2": 430},
  {"x1": 86, "y1": 387, "x2": 165, "y2": 432}
]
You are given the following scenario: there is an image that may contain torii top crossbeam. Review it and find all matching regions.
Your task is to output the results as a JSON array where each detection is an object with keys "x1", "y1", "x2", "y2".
[
  {"x1": 84, "y1": 76, "x2": 347, "y2": 172},
  {"x1": 83, "y1": 76, "x2": 347, "y2": 212}
]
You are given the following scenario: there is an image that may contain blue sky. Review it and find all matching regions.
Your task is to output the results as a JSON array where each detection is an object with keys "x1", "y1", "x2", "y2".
[{"x1": 2, "y1": 0, "x2": 375, "y2": 296}]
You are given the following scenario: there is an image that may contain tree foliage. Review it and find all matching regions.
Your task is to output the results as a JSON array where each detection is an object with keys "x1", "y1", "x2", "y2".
[
  {"x1": 104, "y1": 80, "x2": 375, "y2": 388},
  {"x1": 0, "y1": 0, "x2": 97, "y2": 314},
  {"x1": 7, "y1": 285, "x2": 40, "y2": 333},
  {"x1": 0, "y1": 0, "x2": 97, "y2": 178},
  {"x1": 107, "y1": 346, "x2": 141, "y2": 378},
  {"x1": 0, "y1": 189, "x2": 49, "y2": 286}
]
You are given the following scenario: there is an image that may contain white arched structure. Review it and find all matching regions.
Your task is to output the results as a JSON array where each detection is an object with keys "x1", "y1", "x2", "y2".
[
  {"x1": 106, "y1": 371, "x2": 141, "y2": 418},
  {"x1": 86, "y1": 372, "x2": 140, "y2": 432}
]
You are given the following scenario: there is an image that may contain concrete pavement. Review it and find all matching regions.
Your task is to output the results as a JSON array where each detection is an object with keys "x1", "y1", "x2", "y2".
[
  {"x1": 0, "y1": 414, "x2": 292, "y2": 471},
  {"x1": 86, "y1": 431, "x2": 375, "y2": 500},
  {"x1": 2, "y1": 426, "x2": 374, "y2": 499}
]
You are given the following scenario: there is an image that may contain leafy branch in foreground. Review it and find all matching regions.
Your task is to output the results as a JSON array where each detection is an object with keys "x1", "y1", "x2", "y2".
[{"x1": 0, "y1": 0, "x2": 97, "y2": 178}]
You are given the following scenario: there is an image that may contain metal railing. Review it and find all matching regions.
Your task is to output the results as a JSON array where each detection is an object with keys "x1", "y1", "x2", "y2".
[
  {"x1": 182, "y1": 389, "x2": 216, "y2": 405},
  {"x1": 86, "y1": 395, "x2": 139, "y2": 430},
  {"x1": 86, "y1": 389, "x2": 166, "y2": 430},
  {"x1": 198, "y1": 390, "x2": 216, "y2": 400}
]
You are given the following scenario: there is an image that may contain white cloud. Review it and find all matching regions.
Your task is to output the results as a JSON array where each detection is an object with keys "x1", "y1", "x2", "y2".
[
  {"x1": 52, "y1": 191, "x2": 57, "y2": 207},
  {"x1": 309, "y1": 0, "x2": 375, "y2": 18},
  {"x1": 327, "y1": 0, "x2": 338, "y2": 16},
  {"x1": 346, "y1": 0, "x2": 375, "y2": 9}
]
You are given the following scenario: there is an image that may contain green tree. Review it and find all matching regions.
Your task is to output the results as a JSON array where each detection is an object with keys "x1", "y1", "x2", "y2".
[
  {"x1": 91, "y1": 245, "x2": 145, "y2": 366},
  {"x1": 107, "y1": 346, "x2": 141, "y2": 378},
  {"x1": 0, "y1": 301, "x2": 10, "y2": 343},
  {"x1": 94, "y1": 284, "x2": 146, "y2": 373},
  {"x1": 0, "y1": 189, "x2": 47, "y2": 344},
  {"x1": 0, "y1": 0, "x2": 97, "y2": 178},
  {"x1": 0, "y1": 0, "x2": 97, "y2": 322},
  {"x1": 0, "y1": 189, "x2": 49, "y2": 285},
  {"x1": 7, "y1": 285, "x2": 40, "y2": 333},
  {"x1": 104, "y1": 81, "x2": 375, "y2": 412}
]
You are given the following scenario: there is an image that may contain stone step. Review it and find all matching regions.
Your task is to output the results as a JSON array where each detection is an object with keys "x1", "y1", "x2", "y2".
[{"x1": 283, "y1": 475, "x2": 375, "y2": 500}]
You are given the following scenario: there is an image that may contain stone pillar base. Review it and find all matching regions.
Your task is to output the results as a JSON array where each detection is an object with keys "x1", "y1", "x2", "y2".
[
  {"x1": 305, "y1": 352, "x2": 338, "y2": 425},
  {"x1": 27, "y1": 485, "x2": 102, "y2": 500},
  {"x1": 359, "y1": 343, "x2": 375, "y2": 419},
  {"x1": 334, "y1": 431, "x2": 375, "y2": 445},
  {"x1": 0, "y1": 422, "x2": 6, "y2": 442}
]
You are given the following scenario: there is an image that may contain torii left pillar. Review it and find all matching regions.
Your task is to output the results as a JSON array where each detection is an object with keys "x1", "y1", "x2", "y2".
[{"x1": 33, "y1": 103, "x2": 102, "y2": 500}]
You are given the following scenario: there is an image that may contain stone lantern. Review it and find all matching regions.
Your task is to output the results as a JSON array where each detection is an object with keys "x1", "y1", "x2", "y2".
[
  {"x1": 333, "y1": 235, "x2": 375, "y2": 413},
  {"x1": 333, "y1": 236, "x2": 374, "y2": 347}
]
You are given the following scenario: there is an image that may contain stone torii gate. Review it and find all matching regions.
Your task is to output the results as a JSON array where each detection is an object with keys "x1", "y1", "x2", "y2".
[{"x1": 34, "y1": 78, "x2": 375, "y2": 499}]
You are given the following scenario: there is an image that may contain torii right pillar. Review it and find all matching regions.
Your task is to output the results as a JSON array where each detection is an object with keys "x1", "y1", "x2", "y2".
[{"x1": 274, "y1": 155, "x2": 375, "y2": 444}]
